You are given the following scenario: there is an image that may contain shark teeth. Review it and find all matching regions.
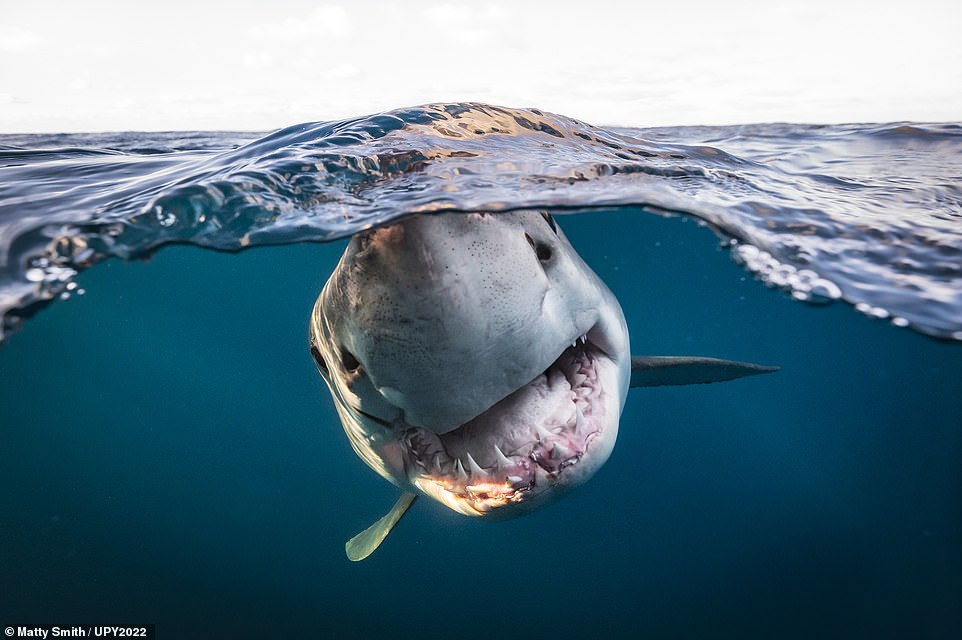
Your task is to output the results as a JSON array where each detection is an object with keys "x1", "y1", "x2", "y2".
[
  {"x1": 535, "y1": 424, "x2": 555, "y2": 442},
  {"x1": 402, "y1": 329, "x2": 607, "y2": 504},
  {"x1": 550, "y1": 441, "x2": 572, "y2": 460},
  {"x1": 574, "y1": 406, "x2": 588, "y2": 435},
  {"x1": 493, "y1": 445, "x2": 513, "y2": 470},
  {"x1": 464, "y1": 451, "x2": 485, "y2": 476}
]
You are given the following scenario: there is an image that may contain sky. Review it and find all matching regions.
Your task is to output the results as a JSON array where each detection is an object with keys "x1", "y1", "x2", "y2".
[{"x1": 1, "y1": 0, "x2": 961, "y2": 133}]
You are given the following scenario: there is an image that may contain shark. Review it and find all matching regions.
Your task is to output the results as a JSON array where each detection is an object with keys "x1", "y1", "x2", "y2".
[{"x1": 309, "y1": 210, "x2": 777, "y2": 560}]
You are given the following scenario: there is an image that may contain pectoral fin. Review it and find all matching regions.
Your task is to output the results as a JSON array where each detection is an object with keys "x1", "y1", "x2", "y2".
[
  {"x1": 345, "y1": 492, "x2": 418, "y2": 561},
  {"x1": 630, "y1": 356, "x2": 779, "y2": 388}
]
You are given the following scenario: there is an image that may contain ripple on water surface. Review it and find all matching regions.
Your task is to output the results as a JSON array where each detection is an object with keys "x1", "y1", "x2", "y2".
[{"x1": 1, "y1": 104, "x2": 960, "y2": 341}]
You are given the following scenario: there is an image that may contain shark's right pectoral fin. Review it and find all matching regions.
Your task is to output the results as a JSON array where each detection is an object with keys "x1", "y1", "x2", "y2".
[
  {"x1": 345, "y1": 492, "x2": 418, "y2": 562},
  {"x1": 630, "y1": 356, "x2": 779, "y2": 388}
]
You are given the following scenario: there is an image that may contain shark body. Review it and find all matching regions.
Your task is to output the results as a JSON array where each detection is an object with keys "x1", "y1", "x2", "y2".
[{"x1": 309, "y1": 211, "x2": 776, "y2": 560}]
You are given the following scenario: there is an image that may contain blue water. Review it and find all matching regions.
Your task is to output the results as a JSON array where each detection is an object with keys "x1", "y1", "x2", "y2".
[{"x1": 1, "y1": 104, "x2": 961, "y2": 637}]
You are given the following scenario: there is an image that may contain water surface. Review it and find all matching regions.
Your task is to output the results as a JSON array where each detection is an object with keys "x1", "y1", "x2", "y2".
[{"x1": 2, "y1": 103, "x2": 961, "y2": 342}]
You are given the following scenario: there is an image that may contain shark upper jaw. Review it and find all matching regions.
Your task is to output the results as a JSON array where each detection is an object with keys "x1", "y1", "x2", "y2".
[{"x1": 365, "y1": 322, "x2": 624, "y2": 518}]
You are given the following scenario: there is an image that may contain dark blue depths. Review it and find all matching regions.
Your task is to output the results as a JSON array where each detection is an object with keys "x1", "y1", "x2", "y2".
[{"x1": 1, "y1": 209, "x2": 960, "y2": 639}]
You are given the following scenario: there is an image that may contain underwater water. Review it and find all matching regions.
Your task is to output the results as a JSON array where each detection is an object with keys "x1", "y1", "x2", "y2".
[{"x1": 1, "y1": 104, "x2": 961, "y2": 637}]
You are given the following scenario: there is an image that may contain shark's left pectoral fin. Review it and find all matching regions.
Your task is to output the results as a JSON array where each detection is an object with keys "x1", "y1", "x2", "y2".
[
  {"x1": 345, "y1": 492, "x2": 418, "y2": 562},
  {"x1": 630, "y1": 356, "x2": 779, "y2": 388}
]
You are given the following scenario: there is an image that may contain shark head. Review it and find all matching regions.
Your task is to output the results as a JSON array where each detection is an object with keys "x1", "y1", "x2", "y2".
[{"x1": 310, "y1": 211, "x2": 631, "y2": 518}]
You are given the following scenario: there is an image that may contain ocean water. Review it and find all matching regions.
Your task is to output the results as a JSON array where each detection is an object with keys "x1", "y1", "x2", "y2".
[{"x1": 1, "y1": 103, "x2": 960, "y2": 638}]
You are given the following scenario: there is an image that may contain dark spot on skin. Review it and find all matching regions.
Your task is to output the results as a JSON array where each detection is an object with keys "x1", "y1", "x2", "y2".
[{"x1": 525, "y1": 232, "x2": 553, "y2": 263}]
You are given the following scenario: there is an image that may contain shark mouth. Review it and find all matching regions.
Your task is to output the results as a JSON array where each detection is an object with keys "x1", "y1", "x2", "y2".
[{"x1": 401, "y1": 330, "x2": 618, "y2": 516}]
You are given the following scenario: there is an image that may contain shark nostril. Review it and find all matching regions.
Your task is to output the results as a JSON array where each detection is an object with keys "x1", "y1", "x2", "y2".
[{"x1": 340, "y1": 346, "x2": 361, "y2": 372}]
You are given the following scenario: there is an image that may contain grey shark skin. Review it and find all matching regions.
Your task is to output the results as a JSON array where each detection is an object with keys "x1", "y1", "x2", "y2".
[{"x1": 309, "y1": 211, "x2": 777, "y2": 560}]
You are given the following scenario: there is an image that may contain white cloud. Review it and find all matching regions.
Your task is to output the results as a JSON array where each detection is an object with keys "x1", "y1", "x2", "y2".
[
  {"x1": 249, "y1": 5, "x2": 351, "y2": 41},
  {"x1": 319, "y1": 63, "x2": 359, "y2": 80},
  {"x1": 422, "y1": 3, "x2": 510, "y2": 45},
  {"x1": 68, "y1": 76, "x2": 90, "y2": 91},
  {"x1": 242, "y1": 51, "x2": 275, "y2": 70},
  {"x1": 0, "y1": 26, "x2": 44, "y2": 52},
  {"x1": 422, "y1": 3, "x2": 509, "y2": 24}
]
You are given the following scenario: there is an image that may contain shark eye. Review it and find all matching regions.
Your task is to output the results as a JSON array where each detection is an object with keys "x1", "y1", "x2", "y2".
[
  {"x1": 340, "y1": 346, "x2": 361, "y2": 372},
  {"x1": 525, "y1": 232, "x2": 553, "y2": 263},
  {"x1": 310, "y1": 343, "x2": 329, "y2": 375},
  {"x1": 541, "y1": 211, "x2": 558, "y2": 234}
]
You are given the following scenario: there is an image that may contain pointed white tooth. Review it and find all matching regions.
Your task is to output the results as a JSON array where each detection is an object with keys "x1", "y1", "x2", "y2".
[
  {"x1": 551, "y1": 441, "x2": 572, "y2": 460},
  {"x1": 454, "y1": 458, "x2": 468, "y2": 481},
  {"x1": 575, "y1": 407, "x2": 587, "y2": 434},
  {"x1": 581, "y1": 334, "x2": 587, "y2": 344},
  {"x1": 432, "y1": 453, "x2": 442, "y2": 471},
  {"x1": 493, "y1": 445, "x2": 512, "y2": 470},
  {"x1": 571, "y1": 340, "x2": 577, "y2": 348},
  {"x1": 535, "y1": 424, "x2": 554, "y2": 442},
  {"x1": 465, "y1": 451, "x2": 485, "y2": 476}
]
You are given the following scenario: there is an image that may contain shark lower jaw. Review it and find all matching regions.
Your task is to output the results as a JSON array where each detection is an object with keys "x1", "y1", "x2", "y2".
[{"x1": 401, "y1": 333, "x2": 621, "y2": 517}]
